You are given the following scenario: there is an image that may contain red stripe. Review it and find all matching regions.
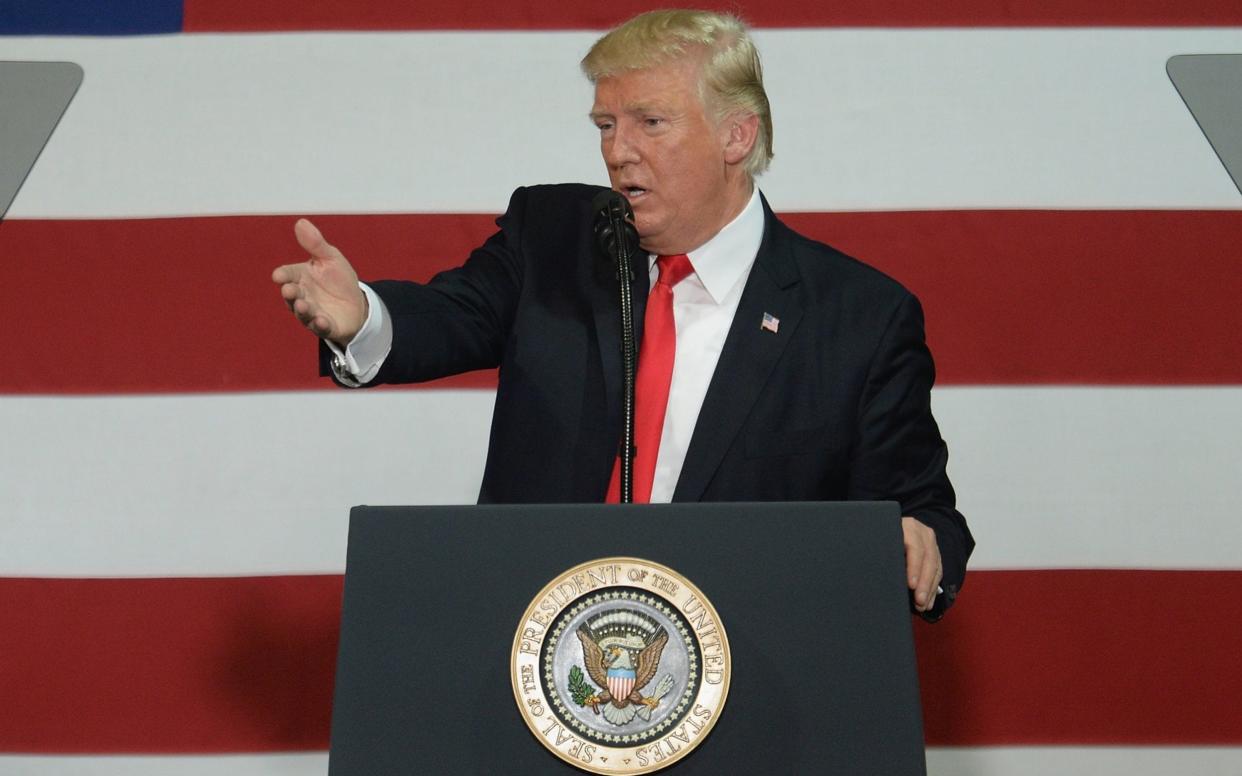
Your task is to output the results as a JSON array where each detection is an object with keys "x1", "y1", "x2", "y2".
[
  {"x1": 0, "y1": 576, "x2": 342, "y2": 753},
  {"x1": 182, "y1": 1, "x2": 1242, "y2": 31},
  {"x1": 0, "y1": 570, "x2": 1238, "y2": 752},
  {"x1": 1, "y1": 215, "x2": 500, "y2": 394},
  {"x1": 782, "y1": 209, "x2": 1242, "y2": 385},
  {"x1": 3, "y1": 210, "x2": 1240, "y2": 394},
  {"x1": 916, "y1": 570, "x2": 1242, "y2": 744}
]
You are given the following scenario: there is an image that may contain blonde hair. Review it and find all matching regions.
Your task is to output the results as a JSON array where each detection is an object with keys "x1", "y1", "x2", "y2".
[{"x1": 581, "y1": 9, "x2": 774, "y2": 176}]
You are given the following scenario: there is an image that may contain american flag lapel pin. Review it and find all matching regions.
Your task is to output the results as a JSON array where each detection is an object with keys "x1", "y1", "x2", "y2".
[{"x1": 761, "y1": 312, "x2": 780, "y2": 333}]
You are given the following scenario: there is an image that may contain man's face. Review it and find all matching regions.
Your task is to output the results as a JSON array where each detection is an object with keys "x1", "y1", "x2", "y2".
[{"x1": 591, "y1": 58, "x2": 739, "y2": 256}]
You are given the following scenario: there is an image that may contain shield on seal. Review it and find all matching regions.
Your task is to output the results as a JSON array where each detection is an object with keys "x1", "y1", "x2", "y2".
[{"x1": 607, "y1": 668, "x2": 636, "y2": 703}]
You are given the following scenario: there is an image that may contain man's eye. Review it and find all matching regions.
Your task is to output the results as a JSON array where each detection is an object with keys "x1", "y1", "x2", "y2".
[
  {"x1": 644, "y1": 117, "x2": 663, "y2": 127},
  {"x1": 596, "y1": 122, "x2": 614, "y2": 132}
]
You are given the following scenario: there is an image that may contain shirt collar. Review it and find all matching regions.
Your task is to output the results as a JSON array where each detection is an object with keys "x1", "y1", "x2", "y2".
[{"x1": 648, "y1": 186, "x2": 764, "y2": 304}]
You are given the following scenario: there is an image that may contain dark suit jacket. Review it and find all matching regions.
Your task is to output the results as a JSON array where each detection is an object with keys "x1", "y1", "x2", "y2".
[{"x1": 325, "y1": 183, "x2": 973, "y2": 618}]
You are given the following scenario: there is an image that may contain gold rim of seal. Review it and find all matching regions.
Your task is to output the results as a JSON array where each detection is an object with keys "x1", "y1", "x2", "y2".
[{"x1": 510, "y1": 557, "x2": 731, "y2": 774}]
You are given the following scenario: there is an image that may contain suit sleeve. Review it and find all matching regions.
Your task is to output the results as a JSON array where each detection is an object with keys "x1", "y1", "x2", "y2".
[
  {"x1": 318, "y1": 187, "x2": 531, "y2": 385},
  {"x1": 849, "y1": 293, "x2": 974, "y2": 621}
]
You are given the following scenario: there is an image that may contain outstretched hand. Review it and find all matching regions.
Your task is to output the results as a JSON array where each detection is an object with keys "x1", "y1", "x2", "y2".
[{"x1": 272, "y1": 219, "x2": 367, "y2": 346}]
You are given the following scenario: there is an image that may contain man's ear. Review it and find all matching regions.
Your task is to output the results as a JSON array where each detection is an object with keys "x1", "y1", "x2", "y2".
[{"x1": 722, "y1": 112, "x2": 759, "y2": 167}]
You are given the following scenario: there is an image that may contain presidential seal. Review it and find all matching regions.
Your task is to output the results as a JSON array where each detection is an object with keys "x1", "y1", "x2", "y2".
[{"x1": 511, "y1": 558, "x2": 730, "y2": 774}]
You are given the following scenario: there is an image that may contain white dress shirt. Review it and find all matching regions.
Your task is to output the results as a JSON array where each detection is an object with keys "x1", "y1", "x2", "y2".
[
  {"x1": 646, "y1": 187, "x2": 763, "y2": 501},
  {"x1": 329, "y1": 187, "x2": 766, "y2": 502}
]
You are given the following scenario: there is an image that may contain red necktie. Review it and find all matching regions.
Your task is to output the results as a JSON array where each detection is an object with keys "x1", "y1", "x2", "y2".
[{"x1": 606, "y1": 253, "x2": 694, "y2": 503}]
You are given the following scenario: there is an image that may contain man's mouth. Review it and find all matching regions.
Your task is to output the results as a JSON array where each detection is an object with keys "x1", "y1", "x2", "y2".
[{"x1": 621, "y1": 186, "x2": 648, "y2": 201}]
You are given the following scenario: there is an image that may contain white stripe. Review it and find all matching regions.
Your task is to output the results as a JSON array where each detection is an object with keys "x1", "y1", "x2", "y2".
[
  {"x1": 2, "y1": 748, "x2": 1241, "y2": 775},
  {"x1": 935, "y1": 386, "x2": 1242, "y2": 570},
  {"x1": 0, "y1": 391, "x2": 492, "y2": 576},
  {"x1": 4, "y1": 29, "x2": 1241, "y2": 218},
  {"x1": 927, "y1": 747, "x2": 1242, "y2": 775},
  {"x1": 0, "y1": 754, "x2": 328, "y2": 775},
  {"x1": 2, "y1": 387, "x2": 1238, "y2": 576}
]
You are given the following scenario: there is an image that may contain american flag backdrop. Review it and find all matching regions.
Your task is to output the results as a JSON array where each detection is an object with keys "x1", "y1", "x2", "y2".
[{"x1": 3, "y1": 1, "x2": 1242, "y2": 774}]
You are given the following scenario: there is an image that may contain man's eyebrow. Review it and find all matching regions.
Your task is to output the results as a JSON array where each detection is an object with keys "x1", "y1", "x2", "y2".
[{"x1": 588, "y1": 104, "x2": 663, "y2": 122}]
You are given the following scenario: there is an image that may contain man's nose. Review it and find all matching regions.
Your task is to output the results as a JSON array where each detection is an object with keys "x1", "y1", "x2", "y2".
[{"x1": 602, "y1": 124, "x2": 640, "y2": 169}]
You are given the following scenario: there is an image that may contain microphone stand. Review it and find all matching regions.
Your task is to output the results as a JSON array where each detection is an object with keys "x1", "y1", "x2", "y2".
[{"x1": 609, "y1": 199, "x2": 638, "y2": 504}]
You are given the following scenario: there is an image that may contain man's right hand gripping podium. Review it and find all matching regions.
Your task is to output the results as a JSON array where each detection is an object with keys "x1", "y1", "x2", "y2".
[{"x1": 272, "y1": 9, "x2": 973, "y2": 622}]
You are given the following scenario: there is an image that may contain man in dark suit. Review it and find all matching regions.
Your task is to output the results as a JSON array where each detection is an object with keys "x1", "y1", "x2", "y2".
[{"x1": 273, "y1": 10, "x2": 972, "y2": 619}]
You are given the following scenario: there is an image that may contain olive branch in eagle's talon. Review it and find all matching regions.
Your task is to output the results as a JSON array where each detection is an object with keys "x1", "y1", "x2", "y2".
[{"x1": 569, "y1": 665, "x2": 605, "y2": 713}]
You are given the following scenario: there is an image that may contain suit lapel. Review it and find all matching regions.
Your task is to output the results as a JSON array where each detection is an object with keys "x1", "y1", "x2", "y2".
[{"x1": 672, "y1": 206, "x2": 803, "y2": 502}]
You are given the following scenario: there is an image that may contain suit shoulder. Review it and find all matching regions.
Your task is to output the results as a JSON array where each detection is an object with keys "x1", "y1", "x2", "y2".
[
  {"x1": 773, "y1": 217, "x2": 917, "y2": 306},
  {"x1": 509, "y1": 183, "x2": 610, "y2": 209},
  {"x1": 495, "y1": 184, "x2": 611, "y2": 235}
]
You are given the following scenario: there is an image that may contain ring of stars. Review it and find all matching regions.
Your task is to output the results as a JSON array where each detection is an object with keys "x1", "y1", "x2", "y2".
[{"x1": 540, "y1": 588, "x2": 701, "y2": 746}]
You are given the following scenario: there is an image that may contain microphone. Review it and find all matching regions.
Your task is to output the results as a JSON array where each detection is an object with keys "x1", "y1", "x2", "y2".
[
  {"x1": 591, "y1": 189, "x2": 639, "y2": 278},
  {"x1": 591, "y1": 189, "x2": 640, "y2": 504}
]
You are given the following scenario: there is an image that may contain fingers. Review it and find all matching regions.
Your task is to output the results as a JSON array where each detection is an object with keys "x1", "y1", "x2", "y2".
[
  {"x1": 273, "y1": 218, "x2": 334, "y2": 285},
  {"x1": 274, "y1": 218, "x2": 363, "y2": 343},
  {"x1": 305, "y1": 313, "x2": 334, "y2": 339},
  {"x1": 293, "y1": 218, "x2": 341, "y2": 262},
  {"x1": 272, "y1": 224, "x2": 332, "y2": 329},
  {"x1": 275, "y1": 271, "x2": 309, "y2": 318},
  {"x1": 271, "y1": 263, "x2": 303, "y2": 285},
  {"x1": 293, "y1": 218, "x2": 322, "y2": 254},
  {"x1": 289, "y1": 296, "x2": 334, "y2": 338},
  {"x1": 902, "y1": 516, "x2": 942, "y2": 613}
]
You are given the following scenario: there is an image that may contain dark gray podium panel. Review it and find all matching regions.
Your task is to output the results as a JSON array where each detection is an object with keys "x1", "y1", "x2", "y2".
[{"x1": 329, "y1": 502, "x2": 925, "y2": 775}]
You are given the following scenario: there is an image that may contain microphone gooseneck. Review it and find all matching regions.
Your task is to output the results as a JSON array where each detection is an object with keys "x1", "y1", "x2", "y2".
[{"x1": 592, "y1": 190, "x2": 640, "y2": 504}]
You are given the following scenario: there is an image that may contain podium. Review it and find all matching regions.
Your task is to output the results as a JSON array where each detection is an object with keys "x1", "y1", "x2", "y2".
[{"x1": 329, "y1": 502, "x2": 926, "y2": 775}]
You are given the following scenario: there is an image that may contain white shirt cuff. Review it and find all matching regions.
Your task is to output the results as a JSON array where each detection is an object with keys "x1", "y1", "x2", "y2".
[{"x1": 325, "y1": 282, "x2": 392, "y2": 387}]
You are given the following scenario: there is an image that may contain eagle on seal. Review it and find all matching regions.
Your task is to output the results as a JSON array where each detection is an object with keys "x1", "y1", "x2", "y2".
[{"x1": 576, "y1": 623, "x2": 675, "y2": 726}]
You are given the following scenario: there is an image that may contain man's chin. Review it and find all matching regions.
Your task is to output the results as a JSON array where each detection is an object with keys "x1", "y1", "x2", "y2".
[{"x1": 635, "y1": 227, "x2": 663, "y2": 255}]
